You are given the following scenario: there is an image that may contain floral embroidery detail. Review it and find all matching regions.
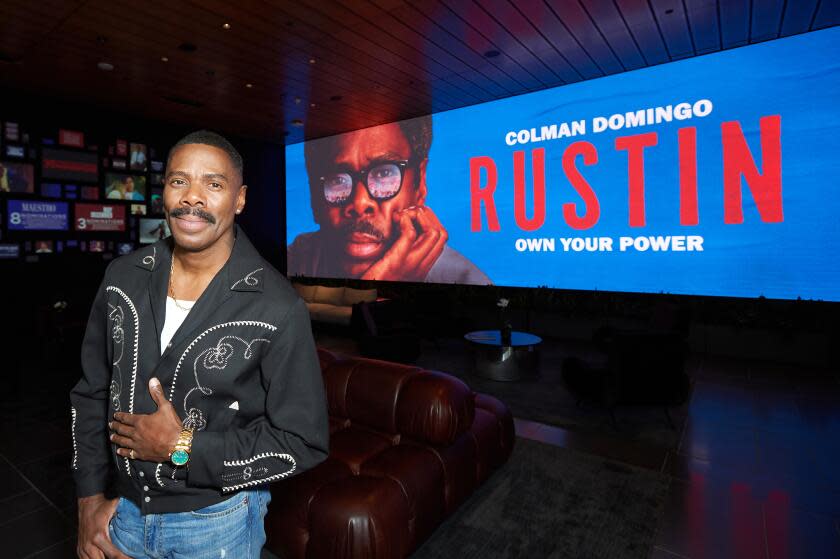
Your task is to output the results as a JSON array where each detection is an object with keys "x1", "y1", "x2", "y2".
[
  {"x1": 109, "y1": 380, "x2": 121, "y2": 412},
  {"x1": 230, "y1": 267, "x2": 263, "y2": 290},
  {"x1": 154, "y1": 321, "x2": 277, "y2": 487},
  {"x1": 183, "y1": 408, "x2": 206, "y2": 431},
  {"x1": 142, "y1": 246, "x2": 156, "y2": 268},
  {"x1": 202, "y1": 342, "x2": 235, "y2": 370},
  {"x1": 106, "y1": 287, "x2": 140, "y2": 477},
  {"x1": 221, "y1": 453, "x2": 296, "y2": 492}
]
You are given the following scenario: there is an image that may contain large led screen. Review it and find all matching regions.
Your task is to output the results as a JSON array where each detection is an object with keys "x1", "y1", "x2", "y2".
[{"x1": 286, "y1": 28, "x2": 840, "y2": 301}]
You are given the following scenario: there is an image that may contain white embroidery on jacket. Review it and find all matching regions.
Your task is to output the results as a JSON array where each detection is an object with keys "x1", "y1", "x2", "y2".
[
  {"x1": 71, "y1": 407, "x2": 78, "y2": 470},
  {"x1": 154, "y1": 321, "x2": 277, "y2": 487},
  {"x1": 107, "y1": 304, "x2": 125, "y2": 413},
  {"x1": 106, "y1": 286, "x2": 139, "y2": 477},
  {"x1": 230, "y1": 268, "x2": 263, "y2": 290},
  {"x1": 142, "y1": 246, "x2": 156, "y2": 268},
  {"x1": 221, "y1": 453, "x2": 296, "y2": 492}
]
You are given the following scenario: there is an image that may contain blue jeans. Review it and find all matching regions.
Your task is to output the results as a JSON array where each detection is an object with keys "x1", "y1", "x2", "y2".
[{"x1": 109, "y1": 489, "x2": 271, "y2": 558}]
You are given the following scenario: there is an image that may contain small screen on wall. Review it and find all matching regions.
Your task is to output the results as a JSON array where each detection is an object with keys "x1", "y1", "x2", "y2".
[
  {"x1": 33, "y1": 240, "x2": 54, "y2": 254},
  {"x1": 0, "y1": 244, "x2": 20, "y2": 259},
  {"x1": 129, "y1": 143, "x2": 147, "y2": 171},
  {"x1": 40, "y1": 183, "x2": 63, "y2": 198},
  {"x1": 1, "y1": 161, "x2": 35, "y2": 193},
  {"x1": 150, "y1": 189, "x2": 164, "y2": 215},
  {"x1": 7, "y1": 200, "x2": 69, "y2": 231},
  {"x1": 74, "y1": 203, "x2": 127, "y2": 232},
  {"x1": 104, "y1": 173, "x2": 147, "y2": 201},
  {"x1": 5, "y1": 145, "x2": 25, "y2": 158},
  {"x1": 42, "y1": 148, "x2": 98, "y2": 182},
  {"x1": 81, "y1": 186, "x2": 99, "y2": 200},
  {"x1": 138, "y1": 218, "x2": 170, "y2": 244}
]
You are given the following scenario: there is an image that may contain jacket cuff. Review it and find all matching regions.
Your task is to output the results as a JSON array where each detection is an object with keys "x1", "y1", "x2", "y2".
[
  {"x1": 74, "y1": 472, "x2": 110, "y2": 498},
  {"x1": 187, "y1": 431, "x2": 225, "y2": 488}
]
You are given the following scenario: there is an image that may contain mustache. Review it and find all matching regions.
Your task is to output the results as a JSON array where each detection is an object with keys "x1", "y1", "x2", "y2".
[
  {"x1": 169, "y1": 207, "x2": 216, "y2": 224},
  {"x1": 341, "y1": 220, "x2": 385, "y2": 241}
]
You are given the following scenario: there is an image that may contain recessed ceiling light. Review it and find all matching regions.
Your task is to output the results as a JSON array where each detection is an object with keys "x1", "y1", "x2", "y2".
[
  {"x1": 161, "y1": 56, "x2": 169, "y2": 62},
  {"x1": 222, "y1": 23, "x2": 231, "y2": 29},
  {"x1": 309, "y1": 58, "x2": 316, "y2": 64},
  {"x1": 291, "y1": 119, "x2": 304, "y2": 127},
  {"x1": 310, "y1": 102, "x2": 316, "y2": 108},
  {"x1": 245, "y1": 83, "x2": 253, "y2": 88},
  {"x1": 484, "y1": 49, "x2": 500, "y2": 58},
  {"x1": 97, "y1": 61, "x2": 114, "y2": 71},
  {"x1": 294, "y1": 97, "x2": 301, "y2": 104}
]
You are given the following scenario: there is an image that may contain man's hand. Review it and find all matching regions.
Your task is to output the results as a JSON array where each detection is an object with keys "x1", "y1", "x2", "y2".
[
  {"x1": 110, "y1": 378, "x2": 182, "y2": 463},
  {"x1": 361, "y1": 206, "x2": 448, "y2": 281},
  {"x1": 76, "y1": 494, "x2": 129, "y2": 559}
]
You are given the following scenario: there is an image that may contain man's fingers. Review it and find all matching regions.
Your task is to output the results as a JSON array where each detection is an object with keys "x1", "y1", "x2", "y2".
[
  {"x1": 93, "y1": 532, "x2": 129, "y2": 559},
  {"x1": 100, "y1": 541, "x2": 130, "y2": 559},
  {"x1": 108, "y1": 422, "x2": 134, "y2": 438},
  {"x1": 402, "y1": 207, "x2": 446, "y2": 274},
  {"x1": 112, "y1": 412, "x2": 137, "y2": 426},
  {"x1": 148, "y1": 378, "x2": 167, "y2": 408},
  {"x1": 110, "y1": 431, "x2": 133, "y2": 447},
  {"x1": 79, "y1": 543, "x2": 103, "y2": 559},
  {"x1": 417, "y1": 232, "x2": 448, "y2": 275}
]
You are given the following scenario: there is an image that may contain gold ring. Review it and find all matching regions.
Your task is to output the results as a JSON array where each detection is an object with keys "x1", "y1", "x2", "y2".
[{"x1": 129, "y1": 449, "x2": 136, "y2": 460}]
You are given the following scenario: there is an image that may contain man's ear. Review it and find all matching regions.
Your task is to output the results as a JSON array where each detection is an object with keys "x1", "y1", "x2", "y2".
[
  {"x1": 236, "y1": 184, "x2": 248, "y2": 214},
  {"x1": 415, "y1": 159, "x2": 428, "y2": 206}
]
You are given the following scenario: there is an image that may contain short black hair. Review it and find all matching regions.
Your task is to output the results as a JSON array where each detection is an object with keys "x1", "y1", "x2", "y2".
[
  {"x1": 167, "y1": 130, "x2": 243, "y2": 180},
  {"x1": 304, "y1": 115, "x2": 432, "y2": 186},
  {"x1": 398, "y1": 115, "x2": 433, "y2": 162}
]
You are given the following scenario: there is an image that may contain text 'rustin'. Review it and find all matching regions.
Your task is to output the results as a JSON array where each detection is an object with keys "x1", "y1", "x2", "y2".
[{"x1": 470, "y1": 115, "x2": 783, "y2": 231}]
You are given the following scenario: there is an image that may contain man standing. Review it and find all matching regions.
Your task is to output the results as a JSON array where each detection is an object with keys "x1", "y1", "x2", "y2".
[
  {"x1": 71, "y1": 131, "x2": 329, "y2": 558},
  {"x1": 287, "y1": 116, "x2": 490, "y2": 284}
]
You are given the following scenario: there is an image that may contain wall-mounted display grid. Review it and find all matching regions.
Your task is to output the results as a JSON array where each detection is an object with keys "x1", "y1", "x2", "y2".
[{"x1": 0, "y1": 121, "x2": 167, "y2": 260}]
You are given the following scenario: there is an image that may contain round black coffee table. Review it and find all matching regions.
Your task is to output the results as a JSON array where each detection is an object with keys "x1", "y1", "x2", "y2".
[{"x1": 463, "y1": 330, "x2": 542, "y2": 381}]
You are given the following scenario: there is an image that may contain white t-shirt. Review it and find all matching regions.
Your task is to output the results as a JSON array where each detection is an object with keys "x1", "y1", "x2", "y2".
[{"x1": 161, "y1": 297, "x2": 195, "y2": 354}]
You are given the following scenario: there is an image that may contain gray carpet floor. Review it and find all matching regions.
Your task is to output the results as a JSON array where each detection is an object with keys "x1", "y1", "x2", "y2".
[
  {"x1": 414, "y1": 337, "x2": 691, "y2": 450},
  {"x1": 411, "y1": 437, "x2": 670, "y2": 559}
]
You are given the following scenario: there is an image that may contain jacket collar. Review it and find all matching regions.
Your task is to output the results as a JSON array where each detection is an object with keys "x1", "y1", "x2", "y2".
[
  {"x1": 135, "y1": 225, "x2": 265, "y2": 359},
  {"x1": 134, "y1": 225, "x2": 265, "y2": 293}
]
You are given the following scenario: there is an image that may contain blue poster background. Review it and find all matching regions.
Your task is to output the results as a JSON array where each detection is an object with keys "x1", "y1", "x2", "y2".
[
  {"x1": 7, "y1": 200, "x2": 69, "y2": 231},
  {"x1": 286, "y1": 28, "x2": 840, "y2": 301}
]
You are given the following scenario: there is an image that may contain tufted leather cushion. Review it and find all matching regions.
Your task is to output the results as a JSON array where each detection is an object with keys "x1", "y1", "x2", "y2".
[{"x1": 265, "y1": 349, "x2": 515, "y2": 559}]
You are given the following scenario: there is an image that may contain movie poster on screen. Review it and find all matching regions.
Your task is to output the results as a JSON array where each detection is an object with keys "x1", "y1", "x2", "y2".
[
  {"x1": 285, "y1": 27, "x2": 840, "y2": 301},
  {"x1": 75, "y1": 203, "x2": 126, "y2": 232},
  {"x1": 7, "y1": 200, "x2": 69, "y2": 230}
]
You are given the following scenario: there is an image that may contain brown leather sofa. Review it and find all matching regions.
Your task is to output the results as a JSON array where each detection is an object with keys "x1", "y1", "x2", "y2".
[{"x1": 265, "y1": 348, "x2": 515, "y2": 558}]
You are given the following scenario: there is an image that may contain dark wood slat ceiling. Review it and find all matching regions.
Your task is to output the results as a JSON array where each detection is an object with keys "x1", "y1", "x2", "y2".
[{"x1": 0, "y1": 0, "x2": 835, "y2": 145}]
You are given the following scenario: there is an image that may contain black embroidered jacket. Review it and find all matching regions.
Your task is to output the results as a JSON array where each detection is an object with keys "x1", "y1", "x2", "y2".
[{"x1": 70, "y1": 227, "x2": 329, "y2": 514}]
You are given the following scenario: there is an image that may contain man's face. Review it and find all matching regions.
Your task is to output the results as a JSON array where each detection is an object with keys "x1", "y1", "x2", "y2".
[
  {"x1": 164, "y1": 143, "x2": 246, "y2": 253},
  {"x1": 312, "y1": 123, "x2": 426, "y2": 276},
  {"x1": 125, "y1": 177, "x2": 134, "y2": 192}
]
